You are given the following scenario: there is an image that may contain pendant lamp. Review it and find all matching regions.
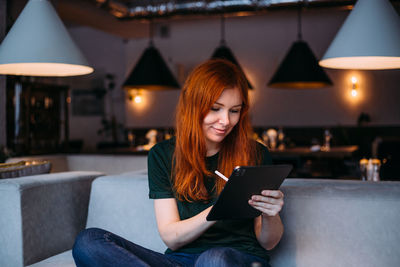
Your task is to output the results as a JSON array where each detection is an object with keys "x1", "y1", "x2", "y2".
[
  {"x1": 0, "y1": 0, "x2": 93, "y2": 77},
  {"x1": 211, "y1": 16, "x2": 253, "y2": 89},
  {"x1": 319, "y1": 0, "x2": 400, "y2": 70},
  {"x1": 123, "y1": 20, "x2": 179, "y2": 90},
  {"x1": 268, "y1": 4, "x2": 332, "y2": 89}
]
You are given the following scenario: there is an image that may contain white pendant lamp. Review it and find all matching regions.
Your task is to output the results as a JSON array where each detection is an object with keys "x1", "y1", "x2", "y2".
[
  {"x1": 0, "y1": 0, "x2": 93, "y2": 77},
  {"x1": 319, "y1": 0, "x2": 400, "y2": 70}
]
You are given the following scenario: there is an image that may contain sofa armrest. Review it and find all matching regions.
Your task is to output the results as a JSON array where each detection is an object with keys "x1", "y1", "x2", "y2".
[{"x1": 0, "y1": 171, "x2": 104, "y2": 267}]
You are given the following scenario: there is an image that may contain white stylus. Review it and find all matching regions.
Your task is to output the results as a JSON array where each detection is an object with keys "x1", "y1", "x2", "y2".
[{"x1": 214, "y1": 170, "x2": 228, "y2": 181}]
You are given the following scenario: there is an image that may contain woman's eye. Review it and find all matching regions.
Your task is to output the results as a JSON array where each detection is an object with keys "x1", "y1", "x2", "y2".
[
  {"x1": 211, "y1": 107, "x2": 220, "y2": 111},
  {"x1": 230, "y1": 109, "x2": 241, "y2": 113}
]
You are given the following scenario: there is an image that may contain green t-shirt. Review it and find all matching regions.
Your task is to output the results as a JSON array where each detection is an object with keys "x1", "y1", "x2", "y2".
[{"x1": 148, "y1": 137, "x2": 273, "y2": 261}]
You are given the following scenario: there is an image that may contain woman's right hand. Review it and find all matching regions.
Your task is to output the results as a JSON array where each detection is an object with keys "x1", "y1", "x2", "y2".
[{"x1": 154, "y1": 199, "x2": 216, "y2": 251}]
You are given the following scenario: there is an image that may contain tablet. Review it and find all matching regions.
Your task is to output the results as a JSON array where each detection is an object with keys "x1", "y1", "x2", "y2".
[{"x1": 206, "y1": 164, "x2": 292, "y2": 221}]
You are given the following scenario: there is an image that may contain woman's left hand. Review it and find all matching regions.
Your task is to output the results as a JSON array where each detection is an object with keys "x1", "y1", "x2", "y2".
[{"x1": 248, "y1": 190, "x2": 284, "y2": 217}]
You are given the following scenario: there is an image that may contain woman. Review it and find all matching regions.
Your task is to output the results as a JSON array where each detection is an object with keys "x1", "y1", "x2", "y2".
[{"x1": 73, "y1": 59, "x2": 284, "y2": 267}]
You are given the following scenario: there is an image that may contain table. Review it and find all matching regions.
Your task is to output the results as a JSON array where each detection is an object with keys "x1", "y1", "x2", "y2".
[
  {"x1": 269, "y1": 145, "x2": 359, "y2": 159},
  {"x1": 269, "y1": 145, "x2": 359, "y2": 178}
]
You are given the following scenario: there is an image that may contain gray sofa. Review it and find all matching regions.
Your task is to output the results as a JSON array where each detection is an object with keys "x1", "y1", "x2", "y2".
[{"x1": 1, "y1": 170, "x2": 399, "y2": 267}]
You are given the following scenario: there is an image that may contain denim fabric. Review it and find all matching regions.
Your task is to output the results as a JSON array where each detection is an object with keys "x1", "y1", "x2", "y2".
[
  {"x1": 193, "y1": 247, "x2": 270, "y2": 267},
  {"x1": 72, "y1": 228, "x2": 270, "y2": 267}
]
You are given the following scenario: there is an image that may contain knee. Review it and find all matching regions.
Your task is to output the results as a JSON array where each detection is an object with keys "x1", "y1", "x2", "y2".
[
  {"x1": 195, "y1": 247, "x2": 246, "y2": 267},
  {"x1": 72, "y1": 228, "x2": 106, "y2": 261},
  {"x1": 73, "y1": 228, "x2": 105, "y2": 250}
]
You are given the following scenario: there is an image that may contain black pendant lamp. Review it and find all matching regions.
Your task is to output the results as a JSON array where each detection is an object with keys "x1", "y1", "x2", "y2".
[
  {"x1": 268, "y1": 4, "x2": 332, "y2": 89},
  {"x1": 123, "y1": 20, "x2": 180, "y2": 90},
  {"x1": 211, "y1": 16, "x2": 253, "y2": 89}
]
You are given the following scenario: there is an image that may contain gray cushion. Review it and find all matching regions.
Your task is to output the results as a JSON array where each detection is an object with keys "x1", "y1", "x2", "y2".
[
  {"x1": 27, "y1": 251, "x2": 75, "y2": 267},
  {"x1": 270, "y1": 179, "x2": 400, "y2": 267},
  {"x1": 85, "y1": 174, "x2": 166, "y2": 253}
]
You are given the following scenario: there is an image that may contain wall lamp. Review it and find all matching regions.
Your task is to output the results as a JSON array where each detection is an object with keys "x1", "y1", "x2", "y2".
[
  {"x1": 350, "y1": 77, "x2": 358, "y2": 97},
  {"x1": 128, "y1": 89, "x2": 143, "y2": 104}
]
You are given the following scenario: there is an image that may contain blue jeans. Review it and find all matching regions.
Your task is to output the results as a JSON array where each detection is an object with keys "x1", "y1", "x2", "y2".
[{"x1": 72, "y1": 228, "x2": 271, "y2": 267}]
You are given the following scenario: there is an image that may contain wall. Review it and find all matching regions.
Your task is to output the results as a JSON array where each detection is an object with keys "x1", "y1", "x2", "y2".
[
  {"x1": 122, "y1": 8, "x2": 400, "y2": 128},
  {"x1": 63, "y1": 27, "x2": 127, "y2": 151},
  {"x1": 65, "y1": 7, "x2": 400, "y2": 150}
]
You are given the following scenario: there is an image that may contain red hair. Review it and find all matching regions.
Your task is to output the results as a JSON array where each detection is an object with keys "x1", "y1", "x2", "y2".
[{"x1": 173, "y1": 59, "x2": 260, "y2": 202}]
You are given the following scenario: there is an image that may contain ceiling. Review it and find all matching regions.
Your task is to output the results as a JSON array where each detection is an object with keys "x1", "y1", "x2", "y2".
[{"x1": 7, "y1": 0, "x2": 400, "y2": 39}]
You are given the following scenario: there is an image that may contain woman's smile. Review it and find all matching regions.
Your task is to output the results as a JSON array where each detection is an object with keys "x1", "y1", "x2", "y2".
[{"x1": 212, "y1": 127, "x2": 227, "y2": 135}]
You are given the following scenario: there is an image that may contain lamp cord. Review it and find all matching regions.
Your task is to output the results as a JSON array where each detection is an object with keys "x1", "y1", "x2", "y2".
[
  {"x1": 297, "y1": 3, "x2": 302, "y2": 40},
  {"x1": 220, "y1": 15, "x2": 226, "y2": 46},
  {"x1": 149, "y1": 19, "x2": 154, "y2": 46}
]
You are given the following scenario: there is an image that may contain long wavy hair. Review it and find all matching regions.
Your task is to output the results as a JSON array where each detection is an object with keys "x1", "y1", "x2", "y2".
[{"x1": 173, "y1": 59, "x2": 260, "y2": 202}]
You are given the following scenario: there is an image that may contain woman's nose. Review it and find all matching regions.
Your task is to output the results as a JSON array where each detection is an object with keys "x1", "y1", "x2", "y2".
[{"x1": 218, "y1": 112, "x2": 230, "y2": 126}]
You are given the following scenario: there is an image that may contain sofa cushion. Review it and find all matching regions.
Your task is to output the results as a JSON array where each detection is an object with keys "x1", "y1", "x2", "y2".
[
  {"x1": 27, "y1": 250, "x2": 74, "y2": 267},
  {"x1": 85, "y1": 174, "x2": 166, "y2": 253},
  {"x1": 0, "y1": 161, "x2": 51, "y2": 179},
  {"x1": 270, "y1": 179, "x2": 400, "y2": 267}
]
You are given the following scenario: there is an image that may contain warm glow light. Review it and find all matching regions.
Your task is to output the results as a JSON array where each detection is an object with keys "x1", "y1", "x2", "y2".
[
  {"x1": 343, "y1": 73, "x2": 364, "y2": 105},
  {"x1": 248, "y1": 88, "x2": 255, "y2": 106},
  {"x1": 129, "y1": 89, "x2": 145, "y2": 105},
  {"x1": 134, "y1": 95, "x2": 142, "y2": 103},
  {"x1": 127, "y1": 89, "x2": 150, "y2": 115},
  {"x1": 350, "y1": 76, "x2": 358, "y2": 98},
  {"x1": 0, "y1": 63, "x2": 93, "y2": 77},
  {"x1": 319, "y1": 57, "x2": 400, "y2": 70}
]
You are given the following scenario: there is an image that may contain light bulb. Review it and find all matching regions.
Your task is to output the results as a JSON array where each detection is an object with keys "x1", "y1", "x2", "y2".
[
  {"x1": 350, "y1": 76, "x2": 358, "y2": 97},
  {"x1": 134, "y1": 95, "x2": 142, "y2": 103}
]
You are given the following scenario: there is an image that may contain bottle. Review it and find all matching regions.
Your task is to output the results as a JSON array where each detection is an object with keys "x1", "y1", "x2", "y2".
[
  {"x1": 359, "y1": 158, "x2": 368, "y2": 181},
  {"x1": 277, "y1": 127, "x2": 285, "y2": 150},
  {"x1": 266, "y1": 128, "x2": 278, "y2": 150},
  {"x1": 322, "y1": 129, "x2": 332, "y2": 151},
  {"x1": 367, "y1": 158, "x2": 381, "y2": 182}
]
